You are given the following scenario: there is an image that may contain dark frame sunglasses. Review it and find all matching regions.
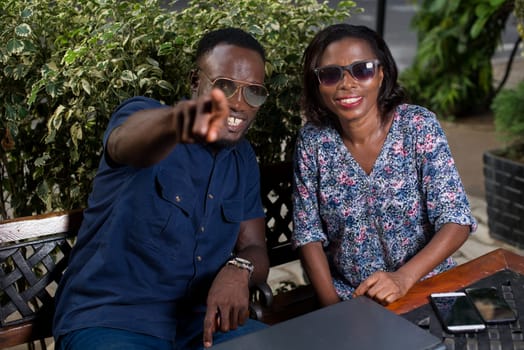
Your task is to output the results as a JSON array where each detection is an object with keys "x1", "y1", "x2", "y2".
[
  {"x1": 313, "y1": 59, "x2": 381, "y2": 86},
  {"x1": 199, "y1": 70, "x2": 268, "y2": 108}
]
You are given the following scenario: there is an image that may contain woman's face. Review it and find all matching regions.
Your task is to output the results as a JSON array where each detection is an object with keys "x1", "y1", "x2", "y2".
[{"x1": 316, "y1": 37, "x2": 383, "y2": 124}]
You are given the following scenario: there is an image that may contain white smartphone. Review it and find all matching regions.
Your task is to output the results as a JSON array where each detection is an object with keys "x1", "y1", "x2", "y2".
[
  {"x1": 429, "y1": 292, "x2": 486, "y2": 333},
  {"x1": 465, "y1": 287, "x2": 518, "y2": 324}
]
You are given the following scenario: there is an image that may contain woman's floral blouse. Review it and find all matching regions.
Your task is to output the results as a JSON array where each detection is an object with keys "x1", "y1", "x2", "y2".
[{"x1": 292, "y1": 104, "x2": 477, "y2": 300}]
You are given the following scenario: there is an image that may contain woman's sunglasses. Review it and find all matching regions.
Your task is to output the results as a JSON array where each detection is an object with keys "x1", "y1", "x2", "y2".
[
  {"x1": 199, "y1": 70, "x2": 268, "y2": 108},
  {"x1": 313, "y1": 60, "x2": 381, "y2": 86}
]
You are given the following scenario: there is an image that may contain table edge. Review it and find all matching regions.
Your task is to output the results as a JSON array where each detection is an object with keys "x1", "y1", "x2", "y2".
[{"x1": 387, "y1": 248, "x2": 524, "y2": 314}]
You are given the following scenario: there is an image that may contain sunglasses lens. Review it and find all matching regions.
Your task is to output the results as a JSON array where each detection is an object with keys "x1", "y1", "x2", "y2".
[
  {"x1": 315, "y1": 61, "x2": 378, "y2": 85},
  {"x1": 212, "y1": 78, "x2": 267, "y2": 107},
  {"x1": 351, "y1": 61, "x2": 376, "y2": 80},
  {"x1": 213, "y1": 79, "x2": 238, "y2": 98},
  {"x1": 244, "y1": 85, "x2": 268, "y2": 107},
  {"x1": 317, "y1": 67, "x2": 343, "y2": 86}
]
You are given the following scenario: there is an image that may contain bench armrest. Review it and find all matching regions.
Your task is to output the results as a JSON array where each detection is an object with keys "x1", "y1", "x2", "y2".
[{"x1": 249, "y1": 282, "x2": 274, "y2": 320}]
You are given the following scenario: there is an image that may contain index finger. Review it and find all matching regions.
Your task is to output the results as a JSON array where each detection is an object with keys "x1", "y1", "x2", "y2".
[
  {"x1": 205, "y1": 89, "x2": 229, "y2": 143},
  {"x1": 203, "y1": 307, "x2": 219, "y2": 348},
  {"x1": 353, "y1": 273, "x2": 379, "y2": 297}
]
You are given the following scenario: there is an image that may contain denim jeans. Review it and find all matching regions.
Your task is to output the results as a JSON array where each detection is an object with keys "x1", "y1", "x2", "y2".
[{"x1": 57, "y1": 319, "x2": 268, "y2": 350}]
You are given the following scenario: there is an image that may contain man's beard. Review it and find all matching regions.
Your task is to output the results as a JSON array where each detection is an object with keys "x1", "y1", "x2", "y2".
[
  {"x1": 210, "y1": 138, "x2": 238, "y2": 148},
  {"x1": 208, "y1": 129, "x2": 247, "y2": 150},
  {"x1": 209, "y1": 118, "x2": 253, "y2": 149}
]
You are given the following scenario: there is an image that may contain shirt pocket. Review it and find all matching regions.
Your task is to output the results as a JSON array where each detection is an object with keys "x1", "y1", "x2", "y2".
[
  {"x1": 221, "y1": 199, "x2": 244, "y2": 223},
  {"x1": 156, "y1": 167, "x2": 195, "y2": 216},
  {"x1": 127, "y1": 168, "x2": 196, "y2": 259}
]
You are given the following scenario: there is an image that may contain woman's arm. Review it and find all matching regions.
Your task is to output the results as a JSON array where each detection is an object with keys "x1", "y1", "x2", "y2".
[
  {"x1": 354, "y1": 222, "x2": 469, "y2": 304},
  {"x1": 292, "y1": 127, "x2": 340, "y2": 306},
  {"x1": 300, "y1": 241, "x2": 341, "y2": 306}
]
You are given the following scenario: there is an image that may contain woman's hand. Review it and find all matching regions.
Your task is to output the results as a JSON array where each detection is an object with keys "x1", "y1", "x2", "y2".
[{"x1": 353, "y1": 270, "x2": 416, "y2": 305}]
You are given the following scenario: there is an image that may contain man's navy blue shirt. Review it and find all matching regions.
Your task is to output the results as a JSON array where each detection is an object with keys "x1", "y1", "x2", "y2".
[{"x1": 53, "y1": 97, "x2": 264, "y2": 341}]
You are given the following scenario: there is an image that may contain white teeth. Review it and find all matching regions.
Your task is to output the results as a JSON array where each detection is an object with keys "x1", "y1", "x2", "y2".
[
  {"x1": 227, "y1": 117, "x2": 242, "y2": 127},
  {"x1": 341, "y1": 97, "x2": 360, "y2": 104}
]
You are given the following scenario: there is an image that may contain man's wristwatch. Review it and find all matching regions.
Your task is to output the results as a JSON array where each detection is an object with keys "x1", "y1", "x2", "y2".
[{"x1": 226, "y1": 257, "x2": 254, "y2": 279}]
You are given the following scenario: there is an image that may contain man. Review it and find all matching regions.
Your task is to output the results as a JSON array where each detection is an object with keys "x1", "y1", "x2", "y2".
[{"x1": 53, "y1": 28, "x2": 270, "y2": 350}]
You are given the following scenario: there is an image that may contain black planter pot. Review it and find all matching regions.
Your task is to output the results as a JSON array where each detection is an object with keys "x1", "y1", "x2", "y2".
[{"x1": 483, "y1": 150, "x2": 524, "y2": 249}]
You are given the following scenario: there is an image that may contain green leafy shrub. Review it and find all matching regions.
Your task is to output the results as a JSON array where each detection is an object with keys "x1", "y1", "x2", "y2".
[
  {"x1": 1, "y1": 0, "x2": 179, "y2": 218},
  {"x1": 400, "y1": 0, "x2": 513, "y2": 118},
  {"x1": 491, "y1": 79, "x2": 524, "y2": 163},
  {"x1": 0, "y1": 0, "x2": 357, "y2": 218},
  {"x1": 489, "y1": 0, "x2": 524, "y2": 164},
  {"x1": 517, "y1": 0, "x2": 524, "y2": 37}
]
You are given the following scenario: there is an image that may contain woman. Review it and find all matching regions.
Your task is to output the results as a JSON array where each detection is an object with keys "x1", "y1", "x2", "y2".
[{"x1": 292, "y1": 24, "x2": 476, "y2": 307}]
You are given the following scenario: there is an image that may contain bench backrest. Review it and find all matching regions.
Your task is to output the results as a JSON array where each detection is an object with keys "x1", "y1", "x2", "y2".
[
  {"x1": 259, "y1": 161, "x2": 298, "y2": 267},
  {"x1": 0, "y1": 162, "x2": 299, "y2": 348},
  {"x1": 0, "y1": 209, "x2": 83, "y2": 348},
  {"x1": 251, "y1": 162, "x2": 318, "y2": 325}
]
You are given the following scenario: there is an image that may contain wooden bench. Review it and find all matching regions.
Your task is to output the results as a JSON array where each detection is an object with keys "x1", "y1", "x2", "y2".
[
  {"x1": 250, "y1": 161, "x2": 318, "y2": 325},
  {"x1": 0, "y1": 209, "x2": 83, "y2": 349},
  {"x1": 0, "y1": 162, "x2": 318, "y2": 349}
]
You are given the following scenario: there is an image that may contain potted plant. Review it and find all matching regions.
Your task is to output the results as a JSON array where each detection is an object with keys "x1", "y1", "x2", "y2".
[
  {"x1": 483, "y1": 0, "x2": 524, "y2": 248},
  {"x1": 483, "y1": 78, "x2": 524, "y2": 248}
]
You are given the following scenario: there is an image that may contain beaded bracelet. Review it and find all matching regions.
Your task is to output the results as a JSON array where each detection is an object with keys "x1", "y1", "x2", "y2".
[{"x1": 226, "y1": 257, "x2": 254, "y2": 279}]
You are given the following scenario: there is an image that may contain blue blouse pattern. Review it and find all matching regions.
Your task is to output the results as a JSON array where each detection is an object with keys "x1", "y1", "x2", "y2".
[{"x1": 292, "y1": 104, "x2": 477, "y2": 300}]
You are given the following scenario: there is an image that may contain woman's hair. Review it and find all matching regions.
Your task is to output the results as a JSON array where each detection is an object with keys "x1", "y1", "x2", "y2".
[{"x1": 301, "y1": 23, "x2": 406, "y2": 127}]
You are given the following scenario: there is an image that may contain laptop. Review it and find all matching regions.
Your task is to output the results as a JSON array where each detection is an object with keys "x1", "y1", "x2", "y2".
[{"x1": 213, "y1": 296, "x2": 445, "y2": 350}]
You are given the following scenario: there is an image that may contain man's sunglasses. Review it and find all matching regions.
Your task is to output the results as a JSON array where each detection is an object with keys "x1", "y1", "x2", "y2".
[
  {"x1": 199, "y1": 70, "x2": 268, "y2": 108},
  {"x1": 313, "y1": 60, "x2": 381, "y2": 86}
]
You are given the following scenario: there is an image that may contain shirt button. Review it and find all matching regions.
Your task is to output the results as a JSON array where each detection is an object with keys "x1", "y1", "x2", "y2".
[
  {"x1": 196, "y1": 256, "x2": 202, "y2": 262},
  {"x1": 208, "y1": 193, "x2": 214, "y2": 199},
  {"x1": 200, "y1": 226, "x2": 205, "y2": 232},
  {"x1": 175, "y1": 195, "x2": 181, "y2": 202}
]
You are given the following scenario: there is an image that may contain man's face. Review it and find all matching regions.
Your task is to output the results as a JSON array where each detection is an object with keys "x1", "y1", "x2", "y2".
[{"x1": 195, "y1": 44, "x2": 266, "y2": 145}]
